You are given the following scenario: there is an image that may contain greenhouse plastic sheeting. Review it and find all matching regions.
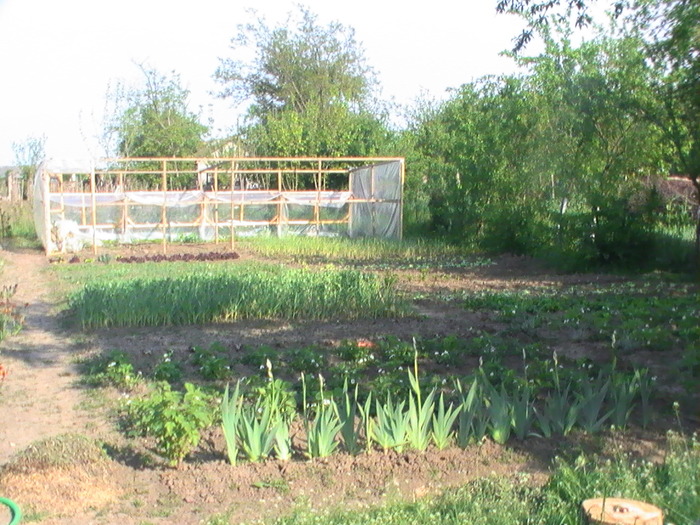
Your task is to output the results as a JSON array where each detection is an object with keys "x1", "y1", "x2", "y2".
[
  {"x1": 33, "y1": 158, "x2": 402, "y2": 253},
  {"x1": 349, "y1": 161, "x2": 402, "y2": 239}
]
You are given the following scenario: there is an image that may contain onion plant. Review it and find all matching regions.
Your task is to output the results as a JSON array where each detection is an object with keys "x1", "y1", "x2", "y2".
[
  {"x1": 372, "y1": 394, "x2": 409, "y2": 453},
  {"x1": 510, "y1": 384, "x2": 535, "y2": 441},
  {"x1": 486, "y1": 383, "x2": 512, "y2": 445},
  {"x1": 338, "y1": 379, "x2": 362, "y2": 455},
  {"x1": 431, "y1": 392, "x2": 460, "y2": 450},
  {"x1": 238, "y1": 400, "x2": 276, "y2": 462},
  {"x1": 302, "y1": 374, "x2": 342, "y2": 459},
  {"x1": 455, "y1": 377, "x2": 488, "y2": 447},
  {"x1": 406, "y1": 345, "x2": 435, "y2": 451},
  {"x1": 221, "y1": 381, "x2": 243, "y2": 465},
  {"x1": 575, "y1": 373, "x2": 612, "y2": 434},
  {"x1": 68, "y1": 264, "x2": 406, "y2": 329}
]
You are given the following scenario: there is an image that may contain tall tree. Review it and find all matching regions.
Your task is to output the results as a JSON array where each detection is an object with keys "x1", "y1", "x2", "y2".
[
  {"x1": 111, "y1": 65, "x2": 208, "y2": 159},
  {"x1": 214, "y1": 6, "x2": 389, "y2": 158},
  {"x1": 637, "y1": 0, "x2": 700, "y2": 258}
]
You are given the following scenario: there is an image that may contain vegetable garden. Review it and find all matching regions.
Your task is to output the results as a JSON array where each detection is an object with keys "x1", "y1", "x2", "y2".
[{"x1": 0, "y1": 235, "x2": 698, "y2": 524}]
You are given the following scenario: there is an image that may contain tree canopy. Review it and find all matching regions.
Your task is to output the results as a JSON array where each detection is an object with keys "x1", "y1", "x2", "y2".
[
  {"x1": 108, "y1": 65, "x2": 208, "y2": 159},
  {"x1": 214, "y1": 6, "x2": 391, "y2": 158}
]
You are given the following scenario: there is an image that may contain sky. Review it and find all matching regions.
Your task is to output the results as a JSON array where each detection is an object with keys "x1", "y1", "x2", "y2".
[{"x1": 0, "y1": 0, "x2": 527, "y2": 165}]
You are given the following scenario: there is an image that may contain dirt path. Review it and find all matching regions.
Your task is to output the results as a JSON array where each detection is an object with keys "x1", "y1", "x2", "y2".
[{"x1": 0, "y1": 247, "x2": 104, "y2": 465}]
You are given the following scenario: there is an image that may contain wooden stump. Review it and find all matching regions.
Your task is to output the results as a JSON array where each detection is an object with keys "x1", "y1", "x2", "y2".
[{"x1": 582, "y1": 498, "x2": 663, "y2": 525}]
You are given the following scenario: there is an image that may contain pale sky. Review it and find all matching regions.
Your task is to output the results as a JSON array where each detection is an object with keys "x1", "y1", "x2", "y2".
[{"x1": 0, "y1": 0, "x2": 525, "y2": 165}]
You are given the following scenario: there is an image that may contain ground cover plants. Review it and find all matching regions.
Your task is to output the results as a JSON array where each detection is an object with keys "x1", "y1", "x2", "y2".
[{"x1": 264, "y1": 431, "x2": 699, "y2": 525}]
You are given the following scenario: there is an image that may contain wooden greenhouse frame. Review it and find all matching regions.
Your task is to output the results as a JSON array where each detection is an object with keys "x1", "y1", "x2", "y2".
[{"x1": 35, "y1": 157, "x2": 405, "y2": 255}]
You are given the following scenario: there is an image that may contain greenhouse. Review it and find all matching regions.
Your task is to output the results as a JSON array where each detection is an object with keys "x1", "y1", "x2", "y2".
[{"x1": 32, "y1": 157, "x2": 404, "y2": 255}]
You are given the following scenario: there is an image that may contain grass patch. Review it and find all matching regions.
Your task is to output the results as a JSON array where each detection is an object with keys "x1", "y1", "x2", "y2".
[
  {"x1": 0, "y1": 200, "x2": 39, "y2": 248},
  {"x1": 2, "y1": 433, "x2": 106, "y2": 473},
  {"x1": 264, "y1": 432, "x2": 699, "y2": 525},
  {"x1": 66, "y1": 263, "x2": 406, "y2": 328}
]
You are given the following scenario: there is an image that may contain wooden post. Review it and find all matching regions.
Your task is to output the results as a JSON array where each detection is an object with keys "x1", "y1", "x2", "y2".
[
  {"x1": 90, "y1": 164, "x2": 98, "y2": 255},
  {"x1": 399, "y1": 159, "x2": 405, "y2": 241},
  {"x1": 277, "y1": 169, "x2": 283, "y2": 237},
  {"x1": 161, "y1": 159, "x2": 167, "y2": 254},
  {"x1": 348, "y1": 169, "x2": 355, "y2": 239},
  {"x1": 370, "y1": 165, "x2": 376, "y2": 237},
  {"x1": 58, "y1": 173, "x2": 66, "y2": 223},
  {"x1": 315, "y1": 159, "x2": 322, "y2": 234},
  {"x1": 119, "y1": 172, "x2": 127, "y2": 240},
  {"x1": 214, "y1": 166, "x2": 219, "y2": 244},
  {"x1": 42, "y1": 167, "x2": 52, "y2": 255},
  {"x1": 230, "y1": 161, "x2": 235, "y2": 251}
]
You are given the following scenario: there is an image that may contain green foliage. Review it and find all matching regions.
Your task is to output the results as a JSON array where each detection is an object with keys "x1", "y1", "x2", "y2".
[
  {"x1": 338, "y1": 379, "x2": 362, "y2": 455},
  {"x1": 216, "y1": 6, "x2": 391, "y2": 158},
  {"x1": 406, "y1": 23, "x2": 694, "y2": 270},
  {"x1": 267, "y1": 433, "x2": 699, "y2": 525},
  {"x1": 82, "y1": 349, "x2": 141, "y2": 390},
  {"x1": 431, "y1": 393, "x2": 460, "y2": 450},
  {"x1": 67, "y1": 263, "x2": 406, "y2": 328},
  {"x1": 371, "y1": 394, "x2": 409, "y2": 453},
  {"x1": 406, "y1": 352, "x2": 435, "y2": 452},
  {"x1": 237, "y1": 399, "x2": 277, "y2": 462},
  {"x1": 191, "y1": 343, "x2": 233, "y2": 381},
  {"x1": 0, "y1": 284, "x2": 25, "y2": 343},
  {"x1": 126, "y1": 382, "x2": 214, "y2": 466},
  {"x1": 110, "y1": 66, "x2": 206, "y2": 179},
  {"x1": 221, "y1": 381, "x2": 243, "y2": 465},
  {"x1": 152, "y1": 351, "x2": 182, "y2": 383}
]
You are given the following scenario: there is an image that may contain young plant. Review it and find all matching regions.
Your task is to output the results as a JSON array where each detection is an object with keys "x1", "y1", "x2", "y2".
[
  {"x1": 486, "y1": 382, "x2": 512, "y2": 445},
  {"x1": 431, "y1": 392, "x2": 460, "y2": 450},
  {"x1": 255, "y1": 359, "x2": 296, "y2": 423},
  {"x1": 338, "y1": 378, "x2": 362, "y2": 455},
  {"x1": 372, "y1": 394, "x2": 409, "y2": 453},
  {"x1": 152, "y1": 350, "x2": 182, "y2": 383},
  {"x1": 535, "y1": 384, "x2": 579, "y2": 437},
  {"x1": 238, "y1": 399, "x2": 276, "y2": 462},
  {"x1": 455, "y1": 376, "x2": 488, "y2": 447},
  {"x1": 303, "y1": 374, "x2": 342, "y2": 459},
  {"x1": 576, "y1": 373, "x2": 612, "y2": 434},
  {"x1": 358, "y1": 391, "x2": 374, "y2": 453},
  {"x1": 609, "y1": 372, "x2": 639, "y2": 429},
  {"x1": 406, "y1": 343, "x2": 435, "y2": 451},
  {"x1": 221, "y1": 381, "x2": 243, "y2": 465},
  {"x1": 273, "y1": 419, "x2": 292, "y2": 461},
  {"x1": 511, "y1": 384, "x2": 535, "y2": 441},
  {"x1": 192, "y1": 343, "x2": 232, "y2": 381},
  {"x1": 634, "y1": 368, "x2": 654, "y2": 428},
  {"x1": 127, "y1": 382, "x2": 214, "y2": 467}
]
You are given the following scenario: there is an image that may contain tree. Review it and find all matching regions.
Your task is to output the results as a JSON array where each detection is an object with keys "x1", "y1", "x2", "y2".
[
  {"x1": 214, "y1": 6, "x2": 390, "y2": 159},
  {"x1": 111, "y1": 65, "x2": 208, "y2": 160},
  {"x1": 12, "y1": 135, "x2": 45, "y2": 200},
  {"x1": 215, "y1": 7, "x2": 375, "y2": 115},
  {"x1": 496, "y1": 0, "x2": 626, "y2": 50},
  {"x1": 635, "y1": 0, "x2": 700, "y2": 260}
]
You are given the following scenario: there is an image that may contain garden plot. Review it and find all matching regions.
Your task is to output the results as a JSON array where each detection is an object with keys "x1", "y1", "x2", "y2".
[{"x1": 0, "y1": 241, "x2": 698, "y2": 524}]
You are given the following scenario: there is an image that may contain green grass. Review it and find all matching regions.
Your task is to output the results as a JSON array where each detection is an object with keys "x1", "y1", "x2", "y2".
[
  {"x1": 0, "y1": 200, "x2": 39, "y2": 247},
  {"x1": 66, "y1": 262, "x2": 407, "y2": 328},
  {"x1": 262, "y1": 432, "x2": 699, "y2": 525}
]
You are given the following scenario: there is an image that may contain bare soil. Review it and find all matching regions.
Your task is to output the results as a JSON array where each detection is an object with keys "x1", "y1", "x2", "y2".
[{"x1": 0, "y1": 244, "x2": 684, "y2": 524}]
